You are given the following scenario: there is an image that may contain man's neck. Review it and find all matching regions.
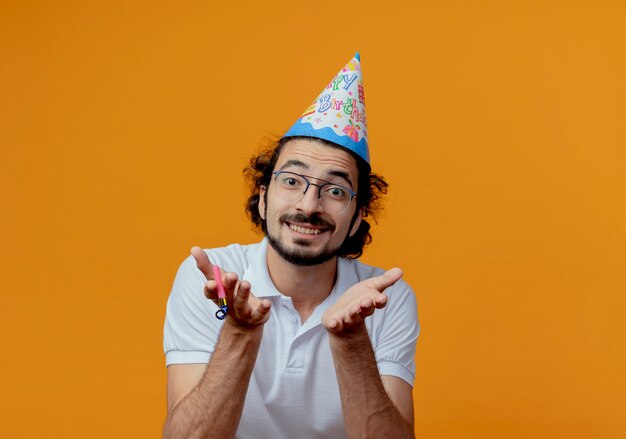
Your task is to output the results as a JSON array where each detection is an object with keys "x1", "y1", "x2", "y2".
[{"x1": 266, "y1": 245, "x2": 337, "y2": 323}]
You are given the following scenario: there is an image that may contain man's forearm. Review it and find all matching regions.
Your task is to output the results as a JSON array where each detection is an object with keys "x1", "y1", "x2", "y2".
[
  {"x1": 163, "y1": 320, "x2": 263, "y2": 439},
  {"x1": 329, "y1": 326, "x2": 415, "y2": 439}
]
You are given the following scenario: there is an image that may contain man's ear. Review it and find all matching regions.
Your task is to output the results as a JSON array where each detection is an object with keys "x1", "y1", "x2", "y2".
[
  {"x1": 258, "y1": 186, "x2": 267, "y2": 220},
  {"x1": 349, "y1": 207, "x2": 364, "y2": 237}
]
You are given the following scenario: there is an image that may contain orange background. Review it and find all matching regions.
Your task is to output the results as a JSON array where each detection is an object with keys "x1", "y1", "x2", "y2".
[{"x1": 1, "y1": 1, "x2": 625, "y2": 437}]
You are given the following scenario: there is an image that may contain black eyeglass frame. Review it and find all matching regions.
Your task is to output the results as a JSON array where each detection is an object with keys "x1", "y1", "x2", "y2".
[{"x1": 271, "y1": 170, "x2": 357, "y2": 203}]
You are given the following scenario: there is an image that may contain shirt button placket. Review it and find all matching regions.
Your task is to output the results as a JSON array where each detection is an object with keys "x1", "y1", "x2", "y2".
[{"x1": 284, "y1": 298, "x2": 304, "y2": 372}]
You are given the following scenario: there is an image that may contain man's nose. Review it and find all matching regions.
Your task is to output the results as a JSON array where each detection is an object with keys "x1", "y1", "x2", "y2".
[{"x1": 297, "y1": 184, "x2": 324, "y2": 215}]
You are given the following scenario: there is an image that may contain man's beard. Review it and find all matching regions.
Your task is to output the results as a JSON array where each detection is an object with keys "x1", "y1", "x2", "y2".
[{"x1": 266, "y1": 212, "x2": 341, "y2": 267}]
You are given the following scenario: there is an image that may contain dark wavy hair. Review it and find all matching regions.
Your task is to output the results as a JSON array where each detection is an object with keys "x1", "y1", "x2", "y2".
[{"x1": 244, "y1": 136, "x2": 388, "y2": 259}]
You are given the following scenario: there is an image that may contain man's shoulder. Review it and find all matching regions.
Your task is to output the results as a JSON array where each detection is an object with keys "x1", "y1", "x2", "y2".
[
  {"x1": 203, "y1": 241, "x2": 262, "y2": 259},
  {"x1": 177, "y1": 240, "x2": 265, "y2": 278},
  {"x1": 339, "y1": 257, "x2": 414, "y2": 294},
  {"x1": 340, "y1": 257, "x2": 385, "y2": 280}
]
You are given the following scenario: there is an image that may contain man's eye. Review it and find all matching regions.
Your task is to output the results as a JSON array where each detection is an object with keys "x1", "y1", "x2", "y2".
[
  {"x1": 281, "y1": 176, "x2": 301, "y2": 188},
  {"x1": 327, "y1": 186, "x2": 347, "y2": 198}
]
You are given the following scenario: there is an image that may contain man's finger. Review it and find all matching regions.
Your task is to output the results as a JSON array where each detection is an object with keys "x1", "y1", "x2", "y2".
[
  {"x1": 345, "y1": 304, "x2": 361, "y2": 326},
  {"x1": 359, "y1": 298, "x2": 376, "y2": 317},
  {"x1": 204, "y1": 280, "x2": 220, "y2": 301},
  {"x1": 251, "y1": 299, "x2": 272, "y2": 322},
  {"x1": 233, "y1": 280, "x2": 251, "y2": 313},
  {"x1": 373, "y1": 294, "x2": 388, "y2": 309},
  {"x1": 367, "y1": 267, "x2": 403, "y2": 292},
  {"x1": 222, "y1": 272, "x2": 240, "y2": 301},
  {"x1": 325, "y1": 318, "x2": 342, "y2": 333},
  {"x1": 191, "y1": 246, "x2": 213, "y2": 280}
]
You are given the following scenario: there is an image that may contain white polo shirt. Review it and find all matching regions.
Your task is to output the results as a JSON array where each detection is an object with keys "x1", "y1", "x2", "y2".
[{"x1": 164, "y1": 239, "x2": 419, "y2": 439}]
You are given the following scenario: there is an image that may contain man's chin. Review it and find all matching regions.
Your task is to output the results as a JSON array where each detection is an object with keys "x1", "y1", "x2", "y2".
[
  {"x1": 267, "y1": 234, "x2": 337, "y2": 267},
  {"x1": 292, "y1": 238, "x2": 313, "y2": 247}
]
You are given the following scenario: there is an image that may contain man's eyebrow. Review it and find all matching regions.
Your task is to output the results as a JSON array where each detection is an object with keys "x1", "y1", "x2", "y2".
[
  {"x1": 279, "y1": 159, "x2": 308, "y2": 170},
  {"x1": 327, "y1": 170, "x2": 354, "y2": 189}
]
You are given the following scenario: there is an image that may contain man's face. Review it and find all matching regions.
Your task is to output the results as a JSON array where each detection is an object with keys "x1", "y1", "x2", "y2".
[{"x1": 258, "y1": 139, "x2": 362, "y2": 266}]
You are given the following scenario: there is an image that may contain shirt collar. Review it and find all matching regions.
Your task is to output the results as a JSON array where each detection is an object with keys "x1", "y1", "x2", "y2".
[
  {"x1": 243, "y1": 238, "x2": 358, "y2": 300},
  {"x1": 242, "y1": 238, "x2": 282, "y2": 298},
  {"x1": 327, "y1": 256, "x2": 359, "y2": 303}
]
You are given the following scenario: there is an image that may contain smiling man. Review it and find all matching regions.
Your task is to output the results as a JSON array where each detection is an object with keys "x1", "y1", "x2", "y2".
[
  {"x1": 262, "y1": 141, "x2": 362, "y2": 267},
  {"x1": 163, "y1": 54, "x2": 420, "y2": 439}
]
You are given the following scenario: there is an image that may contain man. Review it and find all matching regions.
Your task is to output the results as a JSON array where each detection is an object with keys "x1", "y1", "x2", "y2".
[{"x1": 163, "y1": 54, "x2": 419, "y2": 438}]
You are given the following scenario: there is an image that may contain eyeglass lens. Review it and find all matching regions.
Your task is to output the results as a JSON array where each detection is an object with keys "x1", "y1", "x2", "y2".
[{"x1": 273, "y1": 171, "x2": 354, "y2": 213}]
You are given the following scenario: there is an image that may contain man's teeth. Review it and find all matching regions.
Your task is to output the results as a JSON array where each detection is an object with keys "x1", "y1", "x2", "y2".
[{"x1": 289, "y1": 224, "x2": 321, "y2": 235}]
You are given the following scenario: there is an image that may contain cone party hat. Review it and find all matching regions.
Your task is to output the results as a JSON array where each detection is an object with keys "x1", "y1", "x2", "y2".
[{"x1": 283, "y1": 53, "x2": 370, "y2": 165}]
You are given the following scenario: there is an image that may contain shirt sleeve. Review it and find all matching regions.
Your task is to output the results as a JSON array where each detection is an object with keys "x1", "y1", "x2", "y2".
[
  {"x1": 368, "y1": 278, "x2": 420, "y2": 386},
  {"x1": 163, "y1": 254, "x2": 220, "y2": 365}
]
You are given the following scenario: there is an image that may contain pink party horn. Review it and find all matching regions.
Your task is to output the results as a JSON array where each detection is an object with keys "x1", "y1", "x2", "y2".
[{"x1": 213, "y1": 265, "x2": 228, "y2": 320}]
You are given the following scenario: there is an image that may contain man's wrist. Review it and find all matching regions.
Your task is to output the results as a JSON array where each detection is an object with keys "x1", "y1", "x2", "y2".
[
  {"x1": 328, "y1": 324, "x2": 372, "y2": 355},
  {"x1": 221, "y1": 317, "x2": 264, "y2": 341}
]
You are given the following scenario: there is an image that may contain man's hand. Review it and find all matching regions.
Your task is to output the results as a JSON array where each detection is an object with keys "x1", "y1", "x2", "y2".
[
  {"x1": 165, "y1": 248, "x2": 271, "y2": 438},
  {"x1": 191, "y1": 246, "x2": 271, "y2": 327},
  {"x1": 322, "y1": 267, "x2": 403, "y2": 334},
  {"x1": 322, "y1": 267, "x2": 415, "y2": 438}
]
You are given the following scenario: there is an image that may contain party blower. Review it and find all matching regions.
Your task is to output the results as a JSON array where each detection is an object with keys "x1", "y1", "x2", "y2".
[{"x1": 213, "y1": 265, "x2": 228, "y2": 320}]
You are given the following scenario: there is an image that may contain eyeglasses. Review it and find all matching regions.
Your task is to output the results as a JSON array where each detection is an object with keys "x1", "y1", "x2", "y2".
[{"x1": 271, "y1": 171, "x2": 357, "y2": 214}]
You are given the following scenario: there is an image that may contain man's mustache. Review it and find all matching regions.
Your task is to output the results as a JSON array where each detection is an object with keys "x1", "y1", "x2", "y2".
[{"x1": 280, "y1": 213, "x2": 335, "y2": 231}]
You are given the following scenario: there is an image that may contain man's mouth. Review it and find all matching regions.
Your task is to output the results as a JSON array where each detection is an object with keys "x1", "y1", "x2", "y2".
[
  {"x1": 280, "y1": 213, "x2": 334, "y2": 237},
  {"x1": 287, "y1": 223, "x2": 324, "y2": 235}
]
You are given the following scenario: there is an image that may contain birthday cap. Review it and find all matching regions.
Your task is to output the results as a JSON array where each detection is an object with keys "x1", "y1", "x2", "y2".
[{"x1": 283, "y1": 53, "x2": 370, "y2": 165}]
